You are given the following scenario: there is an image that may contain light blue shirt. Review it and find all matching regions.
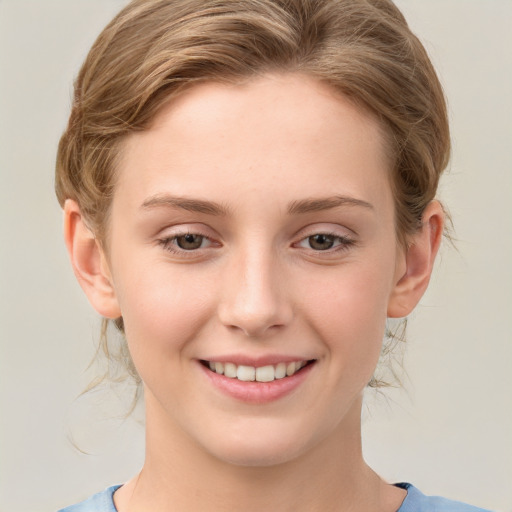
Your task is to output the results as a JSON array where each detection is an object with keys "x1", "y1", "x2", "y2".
[{"x1": 58, "y1": 482, "x2": 492, "y2": 511}]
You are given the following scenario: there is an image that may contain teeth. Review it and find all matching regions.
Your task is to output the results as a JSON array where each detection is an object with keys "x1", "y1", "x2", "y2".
[
  {"x1": 206, "y1": 360, "x2": 309, "y2": 382},
  {"x1": 286, "y1": 362, "x2": 297, "y2": 376},
  {"x1": 256, "y1": 365, "x2": 275, "y2": 382},
  {"x1": 275, "y1": 362, "x2": 286, "y2": 379},
  {"x1": 224, "y1": 362, "x2": 237, "y2": 378},
  {"x1": 237, "y1": 365, "x2": 256, "y2": 381}
]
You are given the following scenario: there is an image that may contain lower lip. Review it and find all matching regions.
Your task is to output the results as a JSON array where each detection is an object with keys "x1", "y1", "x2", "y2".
[{"x1": 199, "y1": 362, "x2": 315, "y2": 404}]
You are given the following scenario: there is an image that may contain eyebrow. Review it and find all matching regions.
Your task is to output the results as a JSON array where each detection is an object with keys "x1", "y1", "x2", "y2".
[
  {"x1": 141, "y1": 195, "x2": 230, "y2": 216},
  {"x1": 141, "y1": 194, "x2": 373, "y2": 216},
  {"x1": 287, "y1": 195, "x2": 374, "y2": 214}
]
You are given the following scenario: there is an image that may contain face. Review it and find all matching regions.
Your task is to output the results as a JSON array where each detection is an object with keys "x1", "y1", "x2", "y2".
[{"x1": 100, "y1": 74, "x2": 408, "y2": 466}]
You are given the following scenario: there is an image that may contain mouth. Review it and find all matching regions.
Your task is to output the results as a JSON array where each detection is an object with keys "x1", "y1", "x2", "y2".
[{"x1": 200, "y1": 359, "x2": 316, "y2": 383}]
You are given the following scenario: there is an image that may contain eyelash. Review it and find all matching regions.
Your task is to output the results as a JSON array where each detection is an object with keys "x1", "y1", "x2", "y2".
[
  {"x1": 294, "y1": 232, "x2": 356, "y2": 253},
  {"x1": 157, "y1": 230, "x2": 355, "y2": 256},
  {"x1": 157, "y1": 231, "x2": 214, "y2": 256}
]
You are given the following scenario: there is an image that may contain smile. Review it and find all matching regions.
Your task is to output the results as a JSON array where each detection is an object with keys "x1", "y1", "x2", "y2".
[{"x1": 202, "y1": 360, "x2": 313, "y2": 382}]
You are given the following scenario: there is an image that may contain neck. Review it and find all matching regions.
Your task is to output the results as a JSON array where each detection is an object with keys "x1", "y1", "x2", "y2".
[{"x1": 115, "y1": 392, "x2": 399, "y2": 512}]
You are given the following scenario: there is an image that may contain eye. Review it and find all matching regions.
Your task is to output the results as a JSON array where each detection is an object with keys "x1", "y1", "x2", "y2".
[
  {"x1": 296, "y1": 233, "x2": 354, "y2": 251},
  {"x1": 175, "y1": 233, "x2": 207, "y2": 250},
  {"x1": 158, "y1": 232, "x2": 214, "y2": 254},
  {"x1": 306, "y1": 234, "x2": 336, "y2": 251}
]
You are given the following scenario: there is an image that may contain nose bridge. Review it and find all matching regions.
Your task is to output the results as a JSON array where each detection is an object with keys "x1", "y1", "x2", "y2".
[{"x1": 218, "y1": 241, "x2": 291, "y2": 337}]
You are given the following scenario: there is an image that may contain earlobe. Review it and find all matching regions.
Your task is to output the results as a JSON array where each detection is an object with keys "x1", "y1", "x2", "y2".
[
  {"x1": 63, "y1": 199, "x2": 121, "y2": 319},
  {"x1": 387, "y1": 201, "x2": 444, "y2": 318}
]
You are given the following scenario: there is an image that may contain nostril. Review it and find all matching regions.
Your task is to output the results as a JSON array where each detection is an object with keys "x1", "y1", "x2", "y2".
[{"x1": 216, "y1": 265, "x2": 293, "y2": 337}]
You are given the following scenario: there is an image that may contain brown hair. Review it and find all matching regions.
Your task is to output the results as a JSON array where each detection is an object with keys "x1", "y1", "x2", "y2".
[{"x1": 56, "y1": 0, "x2": 450, "y2": 391}]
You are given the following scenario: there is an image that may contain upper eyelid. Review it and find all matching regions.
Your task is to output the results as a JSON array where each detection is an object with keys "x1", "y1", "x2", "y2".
[
  {"x1": 299, "y1": 232, "x2": 352, "y2": 241},
  {"x1": 293, "y1": 223, "x2": 356, "y2": 240},
  {"x1": 156, "y1": 223, "x2": 217, "y2": 238}
]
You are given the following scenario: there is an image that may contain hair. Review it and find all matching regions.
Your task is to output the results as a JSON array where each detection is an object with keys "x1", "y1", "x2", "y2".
[{"x1": 55, "y1": 0, "x2": 450, "y2": 393}]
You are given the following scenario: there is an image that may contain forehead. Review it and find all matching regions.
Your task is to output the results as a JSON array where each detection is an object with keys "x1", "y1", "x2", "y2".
[{"x1": 115, "y1": 73, "x2": 393, "y2": 214}]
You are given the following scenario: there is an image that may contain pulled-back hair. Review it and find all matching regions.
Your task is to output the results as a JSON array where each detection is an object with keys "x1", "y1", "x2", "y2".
[{"x1": 56, "y1": 0, "x2": 450, "y2": 390}]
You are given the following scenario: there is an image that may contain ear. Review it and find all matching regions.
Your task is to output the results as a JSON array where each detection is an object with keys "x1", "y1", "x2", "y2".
[
  {"x1": 387, "y1": 200, "x2": 444, "y2": 318},
  {"x1": 63, "y1": 199, "x2": 122, "y2": 319}
]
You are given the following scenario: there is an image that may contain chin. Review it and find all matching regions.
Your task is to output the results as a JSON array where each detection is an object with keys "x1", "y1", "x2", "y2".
[
  {"x1": 199, "y1": 418, "x2": 322, "y2": 468},
  {"x1": 212, "y1": 441, "x2": 305, "y2": 468}
]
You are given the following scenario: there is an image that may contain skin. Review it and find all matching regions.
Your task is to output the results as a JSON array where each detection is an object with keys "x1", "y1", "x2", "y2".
[{"x1": 65, "y1": 74, "x2": 443, "y2": 511}]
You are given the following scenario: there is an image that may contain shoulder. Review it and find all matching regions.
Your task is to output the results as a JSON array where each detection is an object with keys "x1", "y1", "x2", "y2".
[
  {"x1": 57, "y1": 485, "x2": 121, "y2": 512},
  {"x1": 397, "y1": 483, "x2": 493, "y2": 512}
]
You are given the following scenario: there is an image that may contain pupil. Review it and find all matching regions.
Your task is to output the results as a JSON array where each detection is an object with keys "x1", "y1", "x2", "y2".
[
  {"x1": 310, "y1": 234, "x2": 334, "y2": 250},
  {"x1": 177, "y1": 234, "x2": 203, "y2": 250}
]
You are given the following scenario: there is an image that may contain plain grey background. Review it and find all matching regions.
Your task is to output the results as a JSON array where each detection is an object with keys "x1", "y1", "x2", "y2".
[{"x1": 0, "y1": 1, "x2": 511, "y2": 511}]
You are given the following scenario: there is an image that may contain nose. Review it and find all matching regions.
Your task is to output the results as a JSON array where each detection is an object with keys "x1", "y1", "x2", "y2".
[{"x1": 217, "y1": 248, "x2": 293, "y2": 338}]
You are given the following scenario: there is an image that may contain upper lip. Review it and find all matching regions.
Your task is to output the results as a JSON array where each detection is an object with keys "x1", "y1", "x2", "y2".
[{"x1": 199, "y1": 355, "x2": 316, "y2": 367}]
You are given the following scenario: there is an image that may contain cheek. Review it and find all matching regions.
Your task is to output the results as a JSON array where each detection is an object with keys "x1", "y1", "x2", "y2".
[
  {"x1": 298, "y1": 259, "x2": 394, "y2": 369},
  {"x1": 111, "y1": 259, "x2": 217, "y2": 373}
]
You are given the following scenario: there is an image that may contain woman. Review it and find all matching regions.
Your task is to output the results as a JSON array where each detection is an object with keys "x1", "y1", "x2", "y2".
[{"x1": 56, "y1": 0, "x2": 491, "y2": 510}]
